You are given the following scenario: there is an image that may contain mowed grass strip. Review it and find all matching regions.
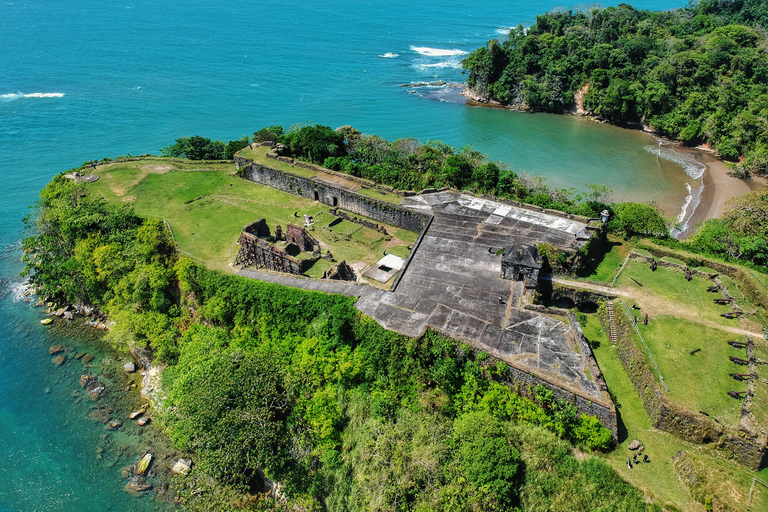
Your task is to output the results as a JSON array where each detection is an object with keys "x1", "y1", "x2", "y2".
[{"x1": 84, "y1": 158, "x2": 414, "y2": 273}]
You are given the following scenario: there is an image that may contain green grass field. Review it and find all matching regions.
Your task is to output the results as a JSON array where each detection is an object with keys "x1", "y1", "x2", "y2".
[
  {"x1": 578, "y1": 237, "x2": 631, "y2": 282},
  {"x1": 85, "y1": 158, "x2": 415, "y2": 273},
  {"x1": 636, "y1": 315, "x2": 746, "y2": 426},
  {"x1": 582, "y1": 314, "x2": 768, "y2": 511},
  {"x1": 616, "y1": 261, "x2": 737, "y2": 329}
]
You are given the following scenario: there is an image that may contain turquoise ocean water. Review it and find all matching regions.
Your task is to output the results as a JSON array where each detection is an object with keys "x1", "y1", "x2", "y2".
[{"x1": 1, "y1": 1, "x2": 691, "y2": 509}]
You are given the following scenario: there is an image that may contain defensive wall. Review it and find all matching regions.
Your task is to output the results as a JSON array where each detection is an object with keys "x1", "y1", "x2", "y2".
[
  {"x1": 233, "y1": 153, "x2": 617, "y2": 437},
  {"x1": 495, "y1": 311, "x2": 617, "y2": 439},
  {"x1": 234, "y1": 156, "x2": 430, "y2": 233}
]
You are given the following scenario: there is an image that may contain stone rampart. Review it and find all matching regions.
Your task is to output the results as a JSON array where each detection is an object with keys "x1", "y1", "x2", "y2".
[
  {"x1": 236, "y1": 160, "x2": 430, "y2": 233},
  {"x1": 329, "y1": 208, "x2": 388, "y2": 234},
  {"x1": 498, "y1": 357, "x2": 618, "y2": 442}
]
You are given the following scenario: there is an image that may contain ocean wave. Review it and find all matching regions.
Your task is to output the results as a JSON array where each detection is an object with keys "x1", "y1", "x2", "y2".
[
  {"x1": 1, "y1": 92, "x2": 65, "y2": 102},
  {"x1": 411, "y1": 46, "x2": 468, "y2": 57},
  {"x1": 495, "y1": 27, "x2": 511, "y2": 36},
  {"x1": 379, "y1": 52, "x2": 399, "y2": 58},
  {"x1": 412, "y1": 60, "x2": 463, "y2": 71},
  {"x1": 645, "y1": 143, "x2": 706, "y2": 180},
  {"x1": 671, "y1": 181, "x2": 704, "y2": 238}
]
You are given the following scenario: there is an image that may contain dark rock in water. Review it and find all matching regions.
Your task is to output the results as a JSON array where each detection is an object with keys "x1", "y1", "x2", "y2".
[
  {"x1": 124, "y1": 476, "x2": 152, "y2": 495},
  {"x1": 91, "y1": 407, "x2": 111, "y2": 423},
  {"x1": 123, "y1": 362, "x2": 136, "y2": 373},
  {"x1": 121, "y1": 465, "x2": 134, "y2": 479},
  {"x1": 80, "y1": 374, "x2": 97, "y2": 388},
  {"x1": 81, "y1": 353, "x2": 95, "y2": 364},
  {"x1": 49, "y1": 344, "x2": 66, "y2": 355},
  {"x1": 86, "y1": 380, "x2": 105, "y2": 400},
  {"x1": 106, "y1": 419, "x2": 123, "y2": 430},
  {"x1": 74, "y1": 352, "x2": 86, "y2": 360},
  {"x1": 51, "y1": 355, "x2": 66, "y2": 366}
]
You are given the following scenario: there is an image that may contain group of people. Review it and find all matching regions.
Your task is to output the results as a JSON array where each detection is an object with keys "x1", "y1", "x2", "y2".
[{"x1": 626, "y1": 453, "x2": 650, "y2": 469}]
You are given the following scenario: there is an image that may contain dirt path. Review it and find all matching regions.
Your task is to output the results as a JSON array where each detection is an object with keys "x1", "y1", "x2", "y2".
[
  {"x1": 551, "y1": 277, "x2": 761, "y2": 337},
  {"x1": 550, "y1": 277, "x2": 631, "y2": 297},
  {"x1": 620, "y1": 288, "x2": 760, "y2": 337}
]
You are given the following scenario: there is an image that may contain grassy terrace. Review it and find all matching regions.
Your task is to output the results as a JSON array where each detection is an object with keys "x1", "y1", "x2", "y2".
[
  {"x1": 84, "y1": 157, "x2": 416, "y2": 274},
  {"x1": 581, "y1": 314, "x2": 768, "y2": 511},
  {"x1": 236, "y1": 145, "x2": 404, "y2": 204},
  {"x1": 575, "y1": 241, "x2": 768, "y2": 509}
]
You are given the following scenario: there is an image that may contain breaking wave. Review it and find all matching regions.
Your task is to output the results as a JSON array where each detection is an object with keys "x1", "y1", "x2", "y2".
[
  {"x1": 413, "y1": 60, "x2": 463, "y2": 70},
  {"x1": 672, "y1": 181, "x2": 704, "y2": 238},
  {"x1": 411, "y1": 46, "x2": 468, "y2": 57},
  {"x1": 1, "y1": 92, "x2": 65, "y2": 102},
  {"x1": 379, "y1": 52, "x2": 399, "y2": 58},
  {"x1": 645, "y1": 142, "x2": 706, "y2": 180}
]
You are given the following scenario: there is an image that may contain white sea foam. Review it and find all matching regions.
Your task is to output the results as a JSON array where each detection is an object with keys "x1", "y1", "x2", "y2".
[
  {"x1": 645, "y1": 142, "x2": 706, "y2": 179},
  {"x1": 415, "y1": 60, "x2": 462, "y2": 69},
  {"x1": 495, "y1": 27, "x2": 511, "y2": 36},
  {"x1": 671, "y1": 182, "x2": 704, "y2": 238},
  {"x1": 411, "y1": 46, "x2": 468, "y2": 57},
  {"x1": 1, "y1": 92, "x2": 65, "y2": 102},
  {"x1": 379, "y1": 52, "x2": 399, "y2": 58}
]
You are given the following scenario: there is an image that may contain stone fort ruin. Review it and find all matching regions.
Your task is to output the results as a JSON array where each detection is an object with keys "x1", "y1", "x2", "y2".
[{"x1": 233, "y1": 153, "x2": 617, "y2": 438}]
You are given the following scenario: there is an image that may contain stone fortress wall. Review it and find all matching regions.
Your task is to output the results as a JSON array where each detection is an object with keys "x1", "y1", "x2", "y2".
[{"x1": 234, "y1": 156, "x2": 430, "y2": 233}]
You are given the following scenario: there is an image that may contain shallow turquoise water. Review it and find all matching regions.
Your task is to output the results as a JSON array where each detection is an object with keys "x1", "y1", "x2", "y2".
[{"x1": 0, "y1": 0, "x2": 690, "y2": 509}]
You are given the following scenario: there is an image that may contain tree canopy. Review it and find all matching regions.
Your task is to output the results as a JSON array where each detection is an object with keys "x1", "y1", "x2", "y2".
[{"x1": 462, "y1": 1, "x2": 768, "y2": 174}]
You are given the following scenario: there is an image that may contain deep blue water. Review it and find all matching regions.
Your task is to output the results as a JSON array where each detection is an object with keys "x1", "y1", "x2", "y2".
[{"x1": 0, "y1": 1, "x2": 689, "y2": 509}]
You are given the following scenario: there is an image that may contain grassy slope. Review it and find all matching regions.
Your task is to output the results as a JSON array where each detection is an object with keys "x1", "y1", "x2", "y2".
[{"x1": 85, "y1": 158, "x2": 415, "y2": 273}]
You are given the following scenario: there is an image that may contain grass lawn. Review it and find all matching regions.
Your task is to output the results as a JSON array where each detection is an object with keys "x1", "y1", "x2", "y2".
[
  {"x1": 84, "y1": 158, "x2": 414, "y2": 274},
  {"x1": 582, "y1": 313, "x2": 768, "y2": 511},
  {"x1": 637, "y1": 315, "x2": 746, "y2": 426},
  {"x1": 616, "y1": 261, "x2": 736, "y2": 329}
]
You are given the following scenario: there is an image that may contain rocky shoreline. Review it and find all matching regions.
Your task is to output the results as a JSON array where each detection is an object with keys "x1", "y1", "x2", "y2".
[{"x1": 36, "y1": 298, "x2": 191, "y2": 506}]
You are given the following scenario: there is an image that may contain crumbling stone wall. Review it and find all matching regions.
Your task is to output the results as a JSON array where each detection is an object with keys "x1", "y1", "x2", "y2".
[
  {"x1": 235, "y1": 232, "x2": 316, "y2": 275},
  {"x1": 286, "y1": 224, "x2": 317, "y2": 252},
  {"x1": 236, "y1": 160, "x2": 430, "y2": 233},
  {"x1": 243, "y1": 218, "x2": 270, "y2": 238},
  {"x1": 324, "y1": 260, "x2": 355, "y2": 281},
  {"x1": 497, "y1": 360, "x2": 618, "y2": 441},
  {"x1": 329, "y1": 208, "x2": 388, "y2": 234}
]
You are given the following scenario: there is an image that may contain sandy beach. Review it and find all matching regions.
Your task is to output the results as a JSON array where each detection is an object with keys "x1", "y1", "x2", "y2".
[{"x1": 668, "y1": 143, "x2": 767, "y2": 238}]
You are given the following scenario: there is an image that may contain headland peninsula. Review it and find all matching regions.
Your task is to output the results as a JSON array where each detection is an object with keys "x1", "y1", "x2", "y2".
[{"x1": 21, "y1": 116, "x2": 768, "y2": 511}]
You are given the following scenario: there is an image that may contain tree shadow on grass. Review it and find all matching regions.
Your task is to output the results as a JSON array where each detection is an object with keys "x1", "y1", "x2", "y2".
[{"x1": 577, "y1": 240, "x2": 623, "y2": 278}]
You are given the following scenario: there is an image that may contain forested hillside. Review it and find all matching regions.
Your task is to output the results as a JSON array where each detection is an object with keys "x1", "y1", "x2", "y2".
[{"x1": 462, "y1": 0, "x2": 768, "y2": 174}]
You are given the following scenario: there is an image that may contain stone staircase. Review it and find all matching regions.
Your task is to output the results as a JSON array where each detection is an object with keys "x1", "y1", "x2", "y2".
[{"x1": 607, "y1": 300, "x2": 618, "y2": 345}]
